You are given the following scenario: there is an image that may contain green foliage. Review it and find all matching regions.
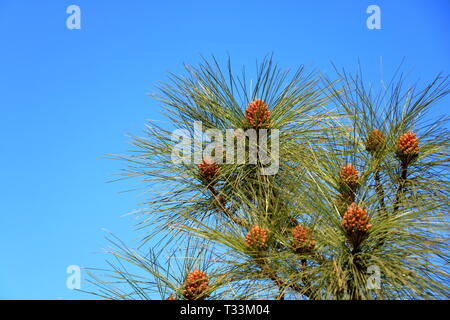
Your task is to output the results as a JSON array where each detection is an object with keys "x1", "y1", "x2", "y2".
[{"x1": 87, "y1": 56, "x2": 450, "y2": 300}]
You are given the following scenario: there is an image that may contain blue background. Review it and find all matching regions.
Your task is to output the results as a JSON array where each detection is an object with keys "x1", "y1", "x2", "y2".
[{"x1": 0, "y1": 0, "x2": 449, "y2": 299}]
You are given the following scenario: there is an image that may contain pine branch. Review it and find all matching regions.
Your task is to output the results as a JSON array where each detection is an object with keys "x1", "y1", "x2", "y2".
[
  {"x1": 257, "y1": 256, "x2": 314, "y2": 300},
  {"x1": 88, "y1": 57, "x2": 450, "y2": 300}
]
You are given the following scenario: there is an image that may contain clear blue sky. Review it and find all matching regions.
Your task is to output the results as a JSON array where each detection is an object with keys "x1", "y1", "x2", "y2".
[{"x1": 0, "y1": 0, "x2": 449, "y2": 299}]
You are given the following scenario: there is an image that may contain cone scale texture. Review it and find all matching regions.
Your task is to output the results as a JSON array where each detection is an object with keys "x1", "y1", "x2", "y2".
[
  {"x1": 365, "y1": 129, "x2": 385, "y2": 154},
  {"x1": 245, "y1": 99, "x2": 271, "y2": 129},
  {"x1": 245, "y1": 225, "x2": 268, "y2": 250},
  {"x1": 339, "y1": 164, "x2": 359, "y2": 190},
  {"x1": 291, "y1": 225, "x2": 316, "y2": 254},
  {"x1": 198, "y1": 158, "x2": 220, "y2": 185},
  {"x1": 396, "y1": 130, "x2": 419, "y2": 165},
  {"x1": 183, "y1": 268, "x2": 209, "y2": 300},
  {"x1": 341, "y1": 203, "x2": 372, "y2": 249}
]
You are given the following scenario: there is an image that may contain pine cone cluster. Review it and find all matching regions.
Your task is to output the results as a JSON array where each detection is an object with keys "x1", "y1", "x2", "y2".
[
  {"x1": 396, "y1": 130, "x2": 419, "y2": 164},
  {"x1": 245, "y1": 99, "x2": 271, "y2": 128},
  {"x1": 341, "y1": 203, "x2": 372, "y2": 249},
  {"x1": 166, "y1": 295, "x2": 177, "y2": 300},
  {"x1": 245, "y1": 225, "x2": 268, "y2": 250},
  {"x1": 291, "y1": 225, "x2": 316, "y2": 254},
  {"x1": 365, "y1": 129, "x2": 385, "y2": 154},
  {"x1": 342, "y1": 203, "x2": 371, "y2": 233},
  {"x1": 198, "y1": 158, "x2": 220, "y2": 185},
  {"x1": 183, "y1": 268, "x2": 209, "y2": 300},
  {"x1": 339, "y1": 164, "x2": 359, "y2": 189}
]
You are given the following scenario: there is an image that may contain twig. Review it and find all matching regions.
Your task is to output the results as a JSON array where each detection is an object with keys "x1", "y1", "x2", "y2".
[
  {"x1": 374, "y1": 170, "x2": 386, "y2": 214},
  {"x1": 207, "y1": 186, "x2": 248, "y2": 227},
  {"x1": 257, "y1": 257, "x2": 314, "y2": 299},
  {"x1": 393, "y1": 163, "x2": 408, "y2": 212}
]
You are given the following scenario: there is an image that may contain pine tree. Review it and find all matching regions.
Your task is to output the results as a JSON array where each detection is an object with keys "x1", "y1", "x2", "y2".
[{"x1": 87, "y1": 57, "x2": 450, "y2": 300}]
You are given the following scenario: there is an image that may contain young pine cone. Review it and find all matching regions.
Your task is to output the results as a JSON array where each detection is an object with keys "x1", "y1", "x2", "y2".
[
  {"x1": 342, "y1": 203, "x2": 371, "y2": 233},
  {"x1": 396, "y1": 130, "x2": 419, "y2": 164},
  {"x1": 245, "y1": 225, "x2": 268, "y2": 250},
  {"x1": 245, "y1": 99, "x2": 271, "y2": 129},
  {"x1": 183, "y1": 269, "x2": 209, "y2": 300},
  {"x1": 341, "y1": 203, "x2": 372, "y2": 249},
  {"x1": 291, "y1": 225, "x2": 316, "y2": 254},
  {"x1": 339, "y1": 164, "x2": 360, "y2": 190},
  {"x1": 365, "y1": 129, "x2": 385, "y2": 154},
  {"x1": 198, "y1": 158, "x2": 220, "y2": 185}
]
